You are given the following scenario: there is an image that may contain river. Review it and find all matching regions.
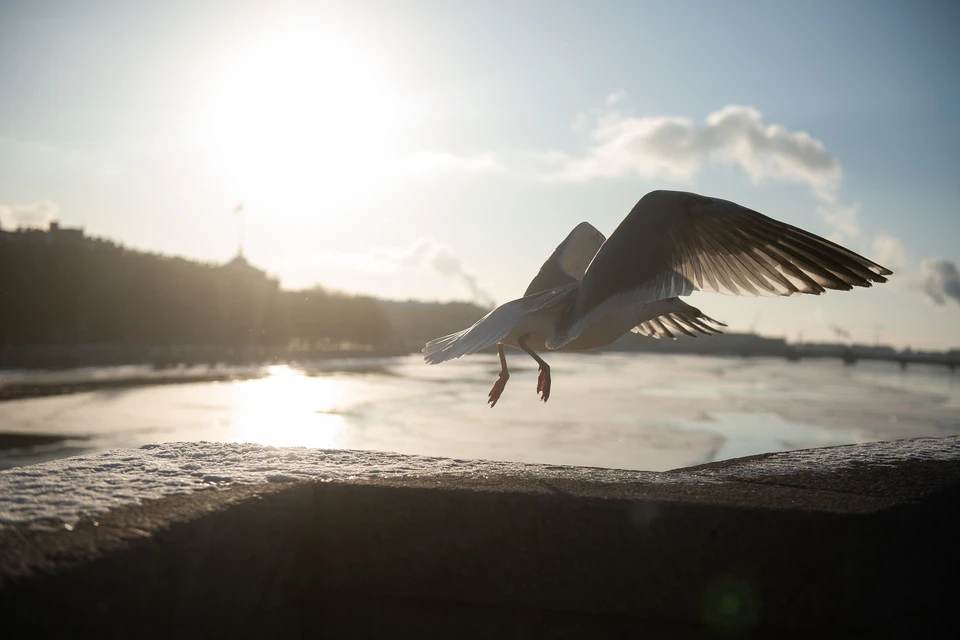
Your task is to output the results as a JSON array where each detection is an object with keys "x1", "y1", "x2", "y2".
[{"x1": 1, "y1": 353, "x2": 958, "y2": 470}]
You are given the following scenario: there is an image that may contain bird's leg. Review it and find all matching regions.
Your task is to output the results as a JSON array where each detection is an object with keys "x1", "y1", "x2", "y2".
[
  {"x1": 517, "y1": 335, "x2": 551, "y2": 403},
  {"x1": 487, "y1": 343, "x2": 510, "y2": 408}
]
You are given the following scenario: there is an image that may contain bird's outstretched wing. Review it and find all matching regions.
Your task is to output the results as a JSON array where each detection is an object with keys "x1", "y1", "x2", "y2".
[
  {"x1": 423, "y1": 283, "x2": 577, "y2": 364},
  {"x1": 630, "y1": 298, "x2": 727, "y2": 340},
  {"x1": 523, "y1": 222, "x2": 606, "y2": 295},
  {"x1": 548, "y1": 190, "x2": 891, "y2": 349}
]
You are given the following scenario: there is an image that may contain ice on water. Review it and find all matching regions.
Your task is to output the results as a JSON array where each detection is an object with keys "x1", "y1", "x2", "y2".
[{"x1": 0, "y1": 352, "x2": 957, "y2": 473}]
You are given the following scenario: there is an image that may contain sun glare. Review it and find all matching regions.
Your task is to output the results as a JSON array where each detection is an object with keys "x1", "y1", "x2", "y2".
[
  {"x1": 229, "y1": 369, "x2": 347, "y2": 449},
  {"x1": 194, "y1": 25, "x2": 413, "y2": 211}
]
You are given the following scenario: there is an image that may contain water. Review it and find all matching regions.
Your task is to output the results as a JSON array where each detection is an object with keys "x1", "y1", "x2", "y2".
[{"x1": 1, "y1": 353, "x2": 958, "y2": 471}]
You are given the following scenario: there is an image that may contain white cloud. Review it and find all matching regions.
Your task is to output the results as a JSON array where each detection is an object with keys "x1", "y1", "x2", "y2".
[
  {"x1": 605, "y1": 89, "x2": 627, "y2": 105},
  {"x1": 871, "y1": 233, "x2": 907, "y2": 272},
  {"x1": 540, "y1": 105, "x2": 843, "y2": 201},
  {"x1": 301, "y1": 237, "x2": 494, "y2": 306},
  {"x1": 0, "y1": 200, "x2": 59, "y2": 230},
  {"x1": 377, "y1": 238, "x2": 494, "y2": 306},
  {"x1": 817, "y1": 202, "x2": 861, "y2": 243},
  {"x1": 920, "y1": 259, "x2": 960, "y2": 307},
  {"x1": 541, "y1": 114, "x2": 702, "y2": 182},
  {"x1": 402, "y1": 151, "x2": 504, "y2": 175},
  {"x1": 396, "y1": 102, "x2": 843, "y2": 203}
]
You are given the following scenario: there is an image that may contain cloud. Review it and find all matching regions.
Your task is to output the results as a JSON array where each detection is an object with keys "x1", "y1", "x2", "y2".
[
  {"x1": 399, "y1": 102, "x2": 843, "y2": 202},
  {"x1": 920, "y1": 259, "x2": 960, "y2": 307},
  {"x1": 540, "y1": 105, "x2": 843, "y2": 200},
  {"x1": 871, "y1": 233, "x2": 907, "y2": 272},
  {"x1": 813, "y1": 206, "x2": 907, "y2": 279},
  {"x1": 371, "y1": 238, "x2": 495, "y2": 306},
  {"x1": 307, "y1": 238, "x2": 495, "y2": 306},
  {"x1": 0, "y1": 200, "x2": 59, "y2": 230},
  {"x1": 703, "y1": 106, "x2": 842, "y2": 201},
  {"x1": 605, "y1": 90, "x2": 627, "y2": 105},
  {"x1": 402, "y1": 151, "x2": 504, "y2": 175},
  {"x1": 817, "y1": 202, "x2": 861, "y2": 243}
]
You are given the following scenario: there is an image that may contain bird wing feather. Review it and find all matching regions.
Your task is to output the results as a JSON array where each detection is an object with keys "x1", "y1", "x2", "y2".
[
  {"x1": 630, "y1": 298, "x2": 727, "y2": 340},
  {"x1": 523, "y1": 222, "x2": 606, "y2": 295},
  {"x1": 548, "y1": 190, "x2": 891, "y2": 349}
]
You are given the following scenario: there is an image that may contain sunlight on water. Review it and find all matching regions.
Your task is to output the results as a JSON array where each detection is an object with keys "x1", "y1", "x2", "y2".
[
  {"x1": 228, "y1": 372, "x2": 347, "y2": 449},
  {"x1": 1, "y1": 354, "x2": 958, "y2": 471}
]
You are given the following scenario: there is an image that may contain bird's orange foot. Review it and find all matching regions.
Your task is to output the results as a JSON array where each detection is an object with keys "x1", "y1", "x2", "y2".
[
  {"x1": 536, "y1": 366, "x2": 551, "y2": 403},
  {"x1": 488, "y1": 373, "x2": 509, "y2": 408}
]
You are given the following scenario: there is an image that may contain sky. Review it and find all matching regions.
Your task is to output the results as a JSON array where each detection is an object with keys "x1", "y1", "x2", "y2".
[{"x1": 1, "y1": 0, "x2": 959, "y2": 350}]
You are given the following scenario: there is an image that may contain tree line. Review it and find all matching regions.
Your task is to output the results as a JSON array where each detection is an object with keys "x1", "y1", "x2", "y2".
[{"x1": 0, "y1": 237, "x2": 395, "y2": 349}]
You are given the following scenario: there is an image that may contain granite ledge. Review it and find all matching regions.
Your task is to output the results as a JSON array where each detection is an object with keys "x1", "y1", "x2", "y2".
[{"x1": 1, "y1": 436, "x2": 958, "y2": 638}]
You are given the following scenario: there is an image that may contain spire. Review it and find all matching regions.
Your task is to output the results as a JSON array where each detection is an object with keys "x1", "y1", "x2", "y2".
[{"x1": 233, "y1": 202, "x2": 245, "y2": 257}]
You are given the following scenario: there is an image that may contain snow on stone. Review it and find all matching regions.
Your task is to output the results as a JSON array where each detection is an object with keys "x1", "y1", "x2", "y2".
[
  {"x1": 0, "y1": 441, "x2": 671, "y2": 527},
  {"x1": 2, "y1": 437, "x2": 957, "y2": 528},
  {"x1": 690, "y1": 436, "x2": 960, "y2": 479}
]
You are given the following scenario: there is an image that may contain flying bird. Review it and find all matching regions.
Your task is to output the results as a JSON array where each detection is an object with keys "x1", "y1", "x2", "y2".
[{"x1": 423, "y1": 190, "x2": 891, "y2": 407}]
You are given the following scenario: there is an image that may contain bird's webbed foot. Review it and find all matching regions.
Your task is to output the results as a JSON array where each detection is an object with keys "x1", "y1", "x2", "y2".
[
  {"x1": 536, "y1": 364, "x2": 551, "y2": 402},
  {"x1": 488, "y1": 343, "x2": 510, "y2": 408},
  {"x1": 488, "y1": 371, "x2": 509, "y2": 407}
]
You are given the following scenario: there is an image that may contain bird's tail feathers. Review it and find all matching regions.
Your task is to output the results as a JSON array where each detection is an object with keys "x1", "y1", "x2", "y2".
[
  {"x1": 423, "y1": 328, "x2": 476, "y2": 364},
  {"x1": 423, "y1": 283, "x2": 579, "y2": 364}
]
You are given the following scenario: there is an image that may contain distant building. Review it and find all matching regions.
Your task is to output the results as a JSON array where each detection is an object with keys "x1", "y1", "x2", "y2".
[
  {"x1": 611, "y1": 331, "x2": 793, "y2": 357},
  {"x1": 797, "y1": 342, "x2": 852, "y2": 357},
  {"x1": 0, "y1": 221, "x2": 88, "y2": 246},
  {"x1": 47, "y1": 221, "x2": 86, "y2": 244},
  {"x1": 219, "y1": 252, "x2": 280, "y2": 292},
  {"x1": 849, "y1": 344, "x2": 898, "y2": 358}
]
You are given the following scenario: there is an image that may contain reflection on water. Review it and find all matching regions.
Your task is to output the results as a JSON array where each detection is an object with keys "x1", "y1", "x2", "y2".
[
  {"x1": 229, "y1": 367, "x2": 346, "y2": 449},
  {"x1": 1, "y1": 354, "x2": 958, "y2": 471},
  {"x1": 675, "y1": 411, "x2": 873, "y2": 463}
]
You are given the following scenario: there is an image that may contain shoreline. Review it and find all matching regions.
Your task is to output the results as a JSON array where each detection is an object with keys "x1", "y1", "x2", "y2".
[
  {"x1": 2, "y1": 346, "x2": 957, "y2": 405},
  {"x1": 0, "y1": 370, "x2": 267, "y2": 403},
  {"x1": 0, "y1": 351, "x2": 409, "y2": 403}
]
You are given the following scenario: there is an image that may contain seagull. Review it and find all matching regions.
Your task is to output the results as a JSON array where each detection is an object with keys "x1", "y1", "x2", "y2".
[{"x1": 423, "y1": 190, "x2": 892, "y2": 407}]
